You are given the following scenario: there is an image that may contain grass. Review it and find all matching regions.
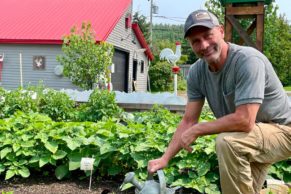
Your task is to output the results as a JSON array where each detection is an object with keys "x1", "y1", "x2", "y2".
[{"x1": 284, "y1": 86, "x2": 291, "y2": 91}]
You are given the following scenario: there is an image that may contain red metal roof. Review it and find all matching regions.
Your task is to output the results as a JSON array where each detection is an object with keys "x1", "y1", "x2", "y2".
[
  {"x1": 132, "y1": 23, "x2": 154, "y2": 61},
  {"x1": 0, "y1": 0, "x2": 131, "y2": 44}
]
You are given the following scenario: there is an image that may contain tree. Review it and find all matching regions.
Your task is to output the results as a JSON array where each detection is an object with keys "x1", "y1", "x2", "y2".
[
  {"x1": 205, "y1": 0, "x2": 291, "y2": 85},
  {"x1": 133, "y1": 12, "x2": 150, "y2": 44},
  {"x1": 57, "y1": 22, "x2": 114, "y2": 90},
  {"x1": 205, "y1": 0, "x2": 225, "y2": 24},
  {"x1": 149, "y1": 61, "x2": 172, "y2": 91},
  {"x1": 153, "y1": 24, "x2": 198, "y2": 64},
  {"x1": 264, "y1": 4, "x2": 291, "y2": 85}
]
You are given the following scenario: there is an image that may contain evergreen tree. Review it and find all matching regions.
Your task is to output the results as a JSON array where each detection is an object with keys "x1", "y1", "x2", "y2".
[{"x1": 133, "y1": 12, "x2": 150, "y2": 44}]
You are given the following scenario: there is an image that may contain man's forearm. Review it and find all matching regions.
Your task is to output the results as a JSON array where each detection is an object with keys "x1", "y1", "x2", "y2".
[
  {"x1": 192, "y1": 106, "x2": 258, "y2": 137},
  {"x1": 161, "y1": 120, "x2": 195, "y2": 162}
]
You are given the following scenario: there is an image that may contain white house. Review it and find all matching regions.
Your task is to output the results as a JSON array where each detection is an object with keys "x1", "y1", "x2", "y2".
[{"x1": 0, "y1": 0, "x2": 153, "y2": 92}]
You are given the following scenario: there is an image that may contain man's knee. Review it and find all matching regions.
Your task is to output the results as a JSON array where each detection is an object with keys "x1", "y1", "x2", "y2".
[{"x1": 216, "y1": 133, "x2": 232, "y2": 154}]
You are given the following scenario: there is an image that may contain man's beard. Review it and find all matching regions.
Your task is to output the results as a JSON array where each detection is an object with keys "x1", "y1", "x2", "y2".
[{"x1": 196, "y1": 43, "x2": 222, "y2": 65}]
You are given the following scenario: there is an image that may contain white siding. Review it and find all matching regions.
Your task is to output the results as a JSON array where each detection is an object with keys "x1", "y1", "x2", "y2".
[
  {"x1": 106, "y1": 4, "x2": 149, "y2": 92},
  {"x1": 0, "y1": 44, "x2": 81, "y2": 90}
]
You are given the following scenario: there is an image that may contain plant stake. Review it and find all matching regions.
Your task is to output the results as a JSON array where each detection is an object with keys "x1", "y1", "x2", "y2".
[{"x1": 80, "y1": 157, "x2": 95, "y2": 191}]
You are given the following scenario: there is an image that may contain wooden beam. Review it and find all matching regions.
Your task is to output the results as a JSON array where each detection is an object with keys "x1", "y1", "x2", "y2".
[
  {"x1": 226, "y1": 15, "x2": 257, "y2": 49},
  {"x1": 238, "y1": 19, "x2": 256, "y2": 45},
  {"x1": 226, "y1": 5, "x2": 264, "y2": 15}
]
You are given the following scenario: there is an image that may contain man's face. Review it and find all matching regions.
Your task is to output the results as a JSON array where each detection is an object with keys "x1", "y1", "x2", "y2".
[{"x1": 186, "y1": 25, "x2": 225, "y2": 64}]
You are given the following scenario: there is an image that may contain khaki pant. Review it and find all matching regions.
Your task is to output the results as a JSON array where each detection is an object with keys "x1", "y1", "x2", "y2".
[{"x1": 216, "y1": 123, "x2": 291, "y2": 194}]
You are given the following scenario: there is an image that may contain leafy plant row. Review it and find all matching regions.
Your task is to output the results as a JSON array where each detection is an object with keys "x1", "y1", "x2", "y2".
[
  {"x1": 0, "y1": 86, "x2": 121, "y2": 122},
  {"x1": 0, "y1": 107, "x2": 220, "y2": 194},
  {"x1": 0, "y1": 86, "x2": 289, "y2": 193}
]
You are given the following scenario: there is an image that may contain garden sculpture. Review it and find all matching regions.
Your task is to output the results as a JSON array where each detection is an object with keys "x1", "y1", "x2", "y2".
[
  {"x1": 159, "y1": 42, "x2": 181, "y2": 96},
  {"x1": 159, "y1": 42, "x2": 181, "y2": 65},
  {"x1": 120, "y1": 170, "x2": 180, "y2": 194}
]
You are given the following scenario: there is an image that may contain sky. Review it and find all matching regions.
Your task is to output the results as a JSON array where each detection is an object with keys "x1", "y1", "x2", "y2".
[{"x1": 132, "y1": 0, "x2": 291, "y2": 25}]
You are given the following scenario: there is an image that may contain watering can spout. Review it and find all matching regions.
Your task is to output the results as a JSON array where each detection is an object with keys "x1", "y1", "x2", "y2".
[{"x1": 120, "y1": 172, "x2": 143, "y2": 191}]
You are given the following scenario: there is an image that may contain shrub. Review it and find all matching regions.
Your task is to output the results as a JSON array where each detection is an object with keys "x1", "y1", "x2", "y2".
[
  {"x1": 149, "y1": 61, "x2": 172, "y2": 91},
  {"x1": 38, "y1": 88, "x2": 75, "y2": 121},
  {"x1": 1, "y1": 88, "x2": 38, "y2": 118},
  {"x1": 82, "y1": 89, "x2": 123, "y2": 121}
]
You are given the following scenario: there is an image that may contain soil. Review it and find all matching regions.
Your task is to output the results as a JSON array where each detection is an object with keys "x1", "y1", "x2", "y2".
[
  {"x1": 0, "y1": 174, "x2": 135, "y2": 194},
  {"x1": 0, "y1": 173, "x2": 199, "y2": 194}
]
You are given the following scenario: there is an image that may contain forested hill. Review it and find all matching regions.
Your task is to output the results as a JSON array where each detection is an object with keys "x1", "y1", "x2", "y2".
[
  {"x1": 152, "y1": 23, "x2": 197, "y2": 64},
  {"x1": 152, "y1": 24, "x2": 184, "y2": 42}
]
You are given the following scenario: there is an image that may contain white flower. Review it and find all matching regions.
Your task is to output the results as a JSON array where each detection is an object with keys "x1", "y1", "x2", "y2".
[
  {"x1": 43, "y1": 88, "x2": 50, "y2": 94},
  {"x1": 0, "y1": 96, "x2": 5, "y2": 102},
  {"x1": 31, "y1": 92, "x2": 37, "y2": 100},
  {"x1": 20, "y1": 89, "x2": 27, "y2": 94}
]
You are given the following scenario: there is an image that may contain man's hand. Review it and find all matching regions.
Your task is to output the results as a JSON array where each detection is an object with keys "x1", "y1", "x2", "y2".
[
  {"x1": 180, "y1": 127, "x2": 197, "y2": 153},
  {"x1": 147, "y1": 157, "x2": 168, "y2": 174}
]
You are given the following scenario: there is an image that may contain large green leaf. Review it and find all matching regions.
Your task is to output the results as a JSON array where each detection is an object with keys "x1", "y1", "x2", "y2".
[
  {"x1": 12, "y1": 143, "x2": 21, "y2": 152},
  {"x1": 205, "y1": 184, "x2": 220, "y2": 194},
  {"x1": 132, "y1": 142, "x2": 151, "y2": 152},
  {"x1": 130, "y1": 153, "x2": 147, "y2": 168},
  {"x1": 120, "y1": 183, "x2": 134, "y2": 191},
  {"x1": 1, "y1": 147, "x2": 12, "y2": 159},
  {"x1": 39, "y1": 154, "x2": 50, "y2": 167},
  {"x1": 108, "y1": 166, "x2": 122, "y2": 176},
  {"x1": 96, "y1": 129, "x2": 112, "y2": 137},
  {"x1": 19, "y1": 167, "x2": 30, "y2": 178},
  {"x1": 100, "y1": 143, "x2": 116, "y2": 155},
  {"x1": 22, "y1": 149, "x2": 35, "y2": 157},
  {"x1": 44, "y1": 141, "x2": 58, "y2": 153},
  {"x1": 21, "y1": 140, "x2": 35, "y2": 148},
  {"x1": 196, "y1": 161, "x2": 211, "y2": 177},
  {"x1": 5, "y1": 169, "x2": 15, "y2": 180},
  {"x1": 93, "y1": 157, "x2": 101, "y2": 167},
  {"x1": 55, "y1": 164, "x2": 69, "y2": 180},
  {"x1": 52, "y1": 150, "x2": 67, "y2": 160},
  {"x1": 62, "y1": 137, "x2": 81, "y2": 151},
  {"x1": 68, "y1": 153, "x2": 82, "y2": 171},
  {"x1": 29, "y1": 155, "x2": 40, "y2": 164}
]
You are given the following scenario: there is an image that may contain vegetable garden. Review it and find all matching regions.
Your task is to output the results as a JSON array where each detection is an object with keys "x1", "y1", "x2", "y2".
[{"x1": 0, "y1": 86, "x2": 289, "y2": 193}]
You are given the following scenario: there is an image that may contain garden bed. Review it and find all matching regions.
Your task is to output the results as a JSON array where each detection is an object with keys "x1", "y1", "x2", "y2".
[
  {"x1": 0, "y1": 173, "x2": 134, "y2": 194},
  {"x1": 0, "y1": 173, "x2": 202, "y2": 194}
]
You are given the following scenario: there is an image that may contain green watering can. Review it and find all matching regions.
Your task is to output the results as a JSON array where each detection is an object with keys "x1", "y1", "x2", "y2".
[{"x1": 120, "y1": 170, "x2": 180, "y2": 194}]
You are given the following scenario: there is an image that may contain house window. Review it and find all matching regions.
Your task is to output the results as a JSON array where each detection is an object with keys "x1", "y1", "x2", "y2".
[
  {"x1": 140, "y1": 60, "x2": 144, "y2": 73},
  {"x1": 125, "y1": 14, "x2": 132, "y2": 29},
  {"x1": 33, "y1": 56, "x2": 45, "y2": 70}
]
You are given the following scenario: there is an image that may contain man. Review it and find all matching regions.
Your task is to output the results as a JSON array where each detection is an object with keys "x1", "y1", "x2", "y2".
[{"x1": 148, "y1": 9, "x2": 291, "y2": 194}]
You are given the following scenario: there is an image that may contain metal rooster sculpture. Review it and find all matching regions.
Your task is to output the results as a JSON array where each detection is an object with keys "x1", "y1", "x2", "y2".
[
  {"x1": 159, "y1": 42, "x2": 182, "y2": 96},
  {"x1": 159, "y1": 42, "x2": 181, "y2": 65}
]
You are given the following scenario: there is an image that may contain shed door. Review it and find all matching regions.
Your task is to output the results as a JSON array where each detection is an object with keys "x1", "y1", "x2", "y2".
[{"x1": 112, "y1": 49, "x2": 129, "y2": 92}]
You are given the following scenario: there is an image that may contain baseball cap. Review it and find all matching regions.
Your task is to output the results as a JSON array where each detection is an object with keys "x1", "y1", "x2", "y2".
[{"x1": 184, "y1": 10, "x2": 219, "y2": 38}]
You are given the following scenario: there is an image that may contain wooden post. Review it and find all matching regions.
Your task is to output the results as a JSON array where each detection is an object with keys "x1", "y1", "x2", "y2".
[
  {"x1": 225, "y1": 4, "x2": 233, "y2": 43},
  {"x1": 256, "y1": 2, "x2": 264, "y2": 51}
]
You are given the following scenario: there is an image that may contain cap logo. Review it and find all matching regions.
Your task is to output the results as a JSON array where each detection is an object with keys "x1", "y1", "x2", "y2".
[{"x1": 195, "y1": 12, "x2": 211, "y2": 20}]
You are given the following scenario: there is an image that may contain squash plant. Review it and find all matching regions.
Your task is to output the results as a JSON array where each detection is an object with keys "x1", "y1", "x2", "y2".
[
  {"x1": 0, "y1": 86, "x2": 289, "y2": 194},
  {"x1": 0, "y1": 105, "x2": 221, "y2": 194}
]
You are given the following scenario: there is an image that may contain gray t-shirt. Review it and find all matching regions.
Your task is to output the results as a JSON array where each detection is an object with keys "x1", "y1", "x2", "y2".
[{"x1": 187, "y1": 43, "x2": 291, "y2": 125}]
